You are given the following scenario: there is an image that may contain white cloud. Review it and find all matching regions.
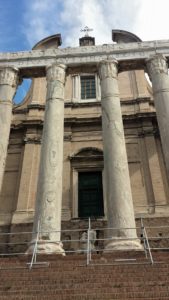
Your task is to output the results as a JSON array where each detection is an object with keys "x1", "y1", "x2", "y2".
[
  {"x1": 60, "y1": 0, "x2": 141, "y2": 46},
  {"x1": 23, "y1": 0, "x2": 63, "y2": 47},
  {"x1": 136, "y1": 0, "x2": 169, "y2": 41},
  {"x1": 23, "y1": 0, "x2": 169, "y2": 48}
]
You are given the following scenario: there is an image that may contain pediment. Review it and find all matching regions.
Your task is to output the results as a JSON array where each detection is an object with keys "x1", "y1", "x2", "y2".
[{"x1": 70, "y1": 147, "x2": 103, "y2": 160}]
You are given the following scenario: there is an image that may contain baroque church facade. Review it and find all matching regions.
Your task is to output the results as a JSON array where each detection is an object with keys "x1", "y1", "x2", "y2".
[{"x1": 0, "y1": 30, "x2": 169, "y2": 253}]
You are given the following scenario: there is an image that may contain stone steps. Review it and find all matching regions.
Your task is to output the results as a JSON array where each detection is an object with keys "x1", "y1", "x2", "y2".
[
  {"x1": 0, "y1": 291, "x2": 169, "y2": 299},
  {"x1": 0, "y1": 251, "x2": 168, "y2": 299},
  {"x1": 0, "y1": 286, "x2": 168, "y2": 294}
]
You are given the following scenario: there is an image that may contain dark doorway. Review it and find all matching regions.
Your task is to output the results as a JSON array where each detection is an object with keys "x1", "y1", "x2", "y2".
[{"x1": 78, "y1": 171, "x2": 104, "y2": 218}]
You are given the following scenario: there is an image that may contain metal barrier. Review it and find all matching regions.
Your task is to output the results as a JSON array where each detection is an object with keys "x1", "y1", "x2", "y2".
[{"x1": 0, "y1": 218, "x2": 168, "y2": 269}]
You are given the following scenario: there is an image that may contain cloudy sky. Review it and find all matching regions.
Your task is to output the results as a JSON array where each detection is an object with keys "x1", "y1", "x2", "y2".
[
  {"x1": 1, "y1": 0, "x2": 169, "y2": 51},
  {"x1": 0, "y1": 0, "x2": 169, "y2": 101}
]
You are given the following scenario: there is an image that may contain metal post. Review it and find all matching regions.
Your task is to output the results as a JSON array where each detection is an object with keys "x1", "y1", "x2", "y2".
[
  {"x1": 143, "y1": 226, "x2": 154, "y2": 265},
  {"x1": 89, "y1": 218, "x2": 92, "y2": 262},
  {"x1": 141, "y1": 218, "x2": 148, "y2": 258},
  {"x1": 86, "y1": 218, "x2": 91, "y2": 266},
  {"x1": 29, "y1": 220, "x2": 40, "y2": 269}
]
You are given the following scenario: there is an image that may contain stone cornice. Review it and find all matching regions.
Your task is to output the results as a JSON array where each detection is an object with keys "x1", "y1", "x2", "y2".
[
  {"x1": 27, "y1": 104, "x2": 45, "y2": 110},
  {"x1": 123, "y1": 112, "x2": 156, "y2": 121},
  {"x1": 11, "y1": 112, "x2": 157, "y2": 128},
  {"x1": 1, "y1": 40, "x2": 169, "y2": 76},
  {"x1": 65, "y1": 97, "x2": 153, "y2": 107},
  {"x1": 11, "y1": 111, "x2": 157, "y2": 130},
  {"x1": 12, "y1": 97, "x2": 152, "y2": 113}
]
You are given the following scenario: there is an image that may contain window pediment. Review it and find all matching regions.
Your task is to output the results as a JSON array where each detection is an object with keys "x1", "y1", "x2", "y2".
[{"x1": 70, "y1": 147, "x2": 103, "y2": 161}]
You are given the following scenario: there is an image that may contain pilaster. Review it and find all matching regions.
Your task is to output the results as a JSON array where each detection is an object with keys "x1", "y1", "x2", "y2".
[{"x1": 12, "y1": 134, "x2": 41, "y2": 224}]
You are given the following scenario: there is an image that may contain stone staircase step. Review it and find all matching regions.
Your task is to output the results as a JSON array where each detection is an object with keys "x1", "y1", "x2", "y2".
[{"x1": 0, "y1": 251, "x2": 168, "y2": 299}]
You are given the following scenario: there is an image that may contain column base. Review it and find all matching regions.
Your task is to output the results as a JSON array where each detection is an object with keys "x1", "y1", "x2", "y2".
[
  {"x1": 105, "y1": 239, "x2": 143, "y2": 251},
  {"x1": 27, "y1": 239, "x2": 65, "y2": 256}
]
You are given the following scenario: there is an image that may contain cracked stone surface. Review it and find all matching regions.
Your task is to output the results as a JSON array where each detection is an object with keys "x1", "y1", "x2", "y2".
[{"x1": 99, "y1": 60, "x2": 141, "y2": 250}]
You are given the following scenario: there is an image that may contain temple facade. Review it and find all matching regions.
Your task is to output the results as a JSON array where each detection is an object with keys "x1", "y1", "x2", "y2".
[{"x1": 0, "y1": 30, "x2": 169, "y2": 253}]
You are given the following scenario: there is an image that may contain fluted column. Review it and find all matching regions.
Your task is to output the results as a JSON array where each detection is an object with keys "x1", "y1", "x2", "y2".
[
  {"x1": 29, "y1": 64, "x2": 66, "y2": 254},
  {"x1": 0, "y1": 67, "x2": 19, "y2": 193},
  {"x1": 99, "y1": 60, "x2": 141, "y2": 250},
  {"x1": 146, "y1": 55, "x2": 169, "y2": 180}
]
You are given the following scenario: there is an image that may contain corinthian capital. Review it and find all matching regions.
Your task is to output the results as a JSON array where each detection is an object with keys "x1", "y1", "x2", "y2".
[
  {"x1": 0, "y1": 67, "x2": 19, "y2": 87},
  {"x1": 99, "y1": 59, "x2": 118, "y2": 81},
  {"x1": 46, "y1": 64, "x2": 66, "y2": 84},
  {"x1": 146, "y1": 55, "x2": 168, "y2": 78}
]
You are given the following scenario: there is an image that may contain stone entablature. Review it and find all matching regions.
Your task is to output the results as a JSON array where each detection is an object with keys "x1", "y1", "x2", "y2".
[{"x1": 1, "y1": 40, "x2": 169, "y2": 75}]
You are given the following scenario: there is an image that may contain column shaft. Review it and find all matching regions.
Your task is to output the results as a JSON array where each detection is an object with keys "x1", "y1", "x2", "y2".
[
  {"x1": 99, "y1": 60, "x2": 141, "y2": 250},
  {"x1": 0, "y1": 67, "x2": 19, "y2": 193},
  {"x1": 30, "y1": 64, "x2": 66, "y2": 254},
  {"x1": 147, "y1": 55, "x2": 169, "y2": 180}
]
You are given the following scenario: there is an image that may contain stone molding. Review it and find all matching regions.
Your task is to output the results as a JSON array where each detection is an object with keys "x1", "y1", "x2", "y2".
[
  {"x1": 0, "y1": 67, "x2": 19, "y2": 87},
  {"x1": 1, "y1": 40, "x2": 169, "y2": 75}
]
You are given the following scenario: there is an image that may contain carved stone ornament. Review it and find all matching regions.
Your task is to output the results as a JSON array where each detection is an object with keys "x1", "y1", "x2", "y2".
[
  {"x1": 99, "y1": 60, "x2": 118, "y2": 81},
  {"x1": 23, "y1": 136, "x2": 41, "y2": 144},
  {"x1": 80, "y1": 230, "x2": 97, "y2": 252},
  {"x1": 46, "y1": 64, "x2": 66, "y2": 84},
  {"x1": 0, "y1": 67, "x2": 19, "y2": 87},
  {"x1": 146, "y1": 54, "x2": 168, "y2": 78}
]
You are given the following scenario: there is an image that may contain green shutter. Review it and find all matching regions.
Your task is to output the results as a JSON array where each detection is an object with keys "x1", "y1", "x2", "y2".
[{"x1": 78, "y1": 171, "x2": 104, "y2": 218}]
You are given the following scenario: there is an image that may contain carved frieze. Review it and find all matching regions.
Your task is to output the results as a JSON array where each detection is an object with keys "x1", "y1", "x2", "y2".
[
  {"x1": 0, "y1": 40, "x2": 169, "y2": 75},
  {"x1": 146, "y1": 54, "x2": 168, "y2": 78},
  {"x1": 0, "y1": 67, "x2": 19, "y2": 87}
]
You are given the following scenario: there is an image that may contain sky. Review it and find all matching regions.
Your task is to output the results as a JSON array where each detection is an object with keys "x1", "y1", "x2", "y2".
[{"x1": 0, "y1": 0, "x2": 169, "y2": 102}]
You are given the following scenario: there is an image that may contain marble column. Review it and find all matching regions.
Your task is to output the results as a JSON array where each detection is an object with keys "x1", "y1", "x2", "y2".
[
  {"x1": 99, "y1": 60, "x2": 141, "y2": 250},
  {"x1": 29, "y1": 64, "x2": 66, "y2": 254},
  {"x1": 0, "y1": 67, "x2": 19, "y2": 194},
  {"x1": 146, "y1": 54, "x2": 169, "y2": 180}
]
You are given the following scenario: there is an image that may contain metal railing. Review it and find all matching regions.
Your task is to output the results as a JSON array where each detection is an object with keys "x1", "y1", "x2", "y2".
[{"x1": 0, "y1": 218, "x2": 168, "y2": 269}]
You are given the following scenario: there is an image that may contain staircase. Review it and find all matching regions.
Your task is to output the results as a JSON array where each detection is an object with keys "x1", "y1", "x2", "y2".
[{"x1": 0, "y1": 251, "x2": 169, "y2": 299}]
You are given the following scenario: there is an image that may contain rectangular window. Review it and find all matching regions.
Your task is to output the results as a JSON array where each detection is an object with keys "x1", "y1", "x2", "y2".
[
  {"x1": 78, "y1": 171, "x2": 104, "y2": 218},
  {"x1": 80, "y1": 76, "x2": 96, "y2": 100}
]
